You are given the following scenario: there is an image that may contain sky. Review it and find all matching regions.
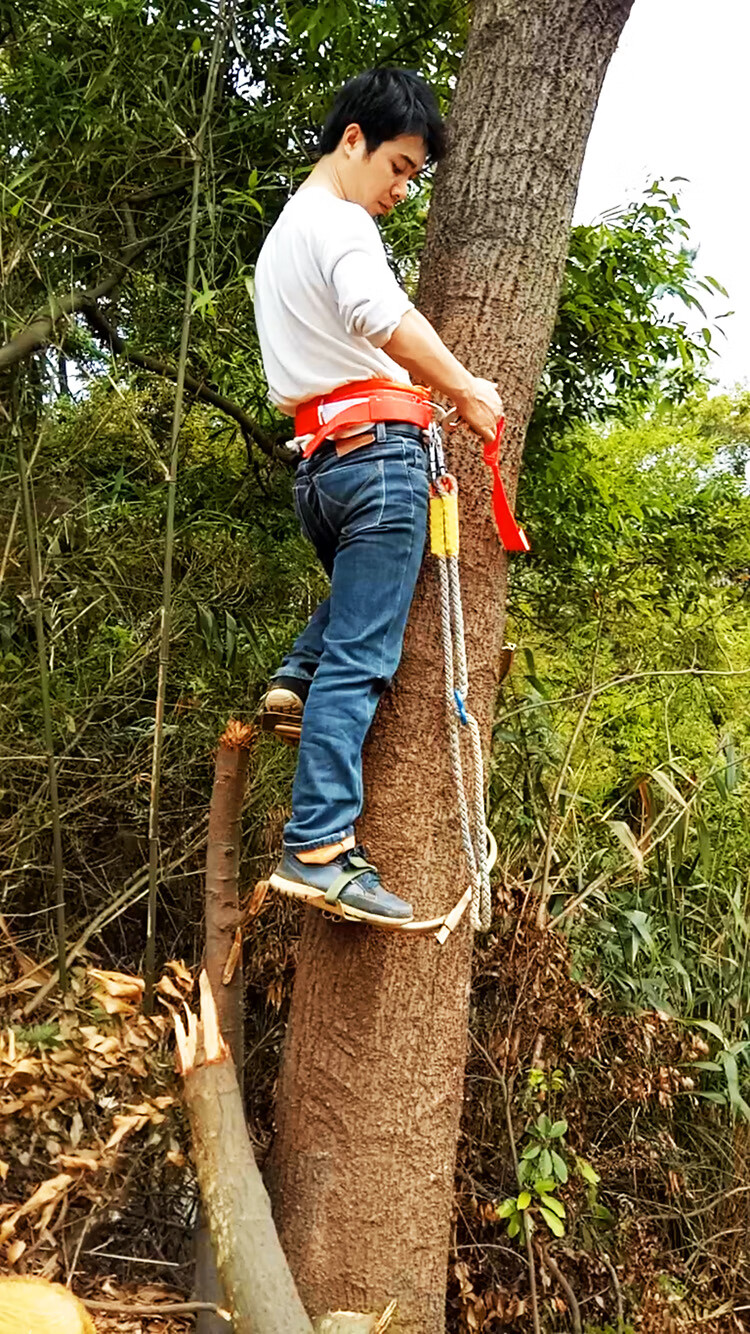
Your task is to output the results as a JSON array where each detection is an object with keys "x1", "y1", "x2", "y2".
[{"x1": 574, "y1": 0, "x2": 749, "y2": 390}]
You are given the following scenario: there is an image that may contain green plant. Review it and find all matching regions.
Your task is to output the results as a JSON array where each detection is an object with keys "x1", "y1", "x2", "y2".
[{"x1": 495, "y1": 1110, "x2": 610, "y2": 1243}]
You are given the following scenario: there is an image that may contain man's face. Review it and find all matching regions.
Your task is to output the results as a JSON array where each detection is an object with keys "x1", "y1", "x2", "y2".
[{"x1": 341, "y1": 127, "x2": 427, "y2": 216}]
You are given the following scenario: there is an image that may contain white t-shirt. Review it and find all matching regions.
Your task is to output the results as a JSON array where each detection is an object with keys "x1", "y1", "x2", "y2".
[{"x1": 254, "y1": 187, "x2": 413, "y2": 416}]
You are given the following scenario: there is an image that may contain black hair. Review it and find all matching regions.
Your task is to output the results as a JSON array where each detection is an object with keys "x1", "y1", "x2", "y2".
[{"x1": 319, "y1": 67, "x2": 446, "y2": 163}]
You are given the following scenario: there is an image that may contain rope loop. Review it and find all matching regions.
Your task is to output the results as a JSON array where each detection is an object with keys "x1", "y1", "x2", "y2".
[{"x1": 429, "y1": 424, "x2": 493, "y2": 934}]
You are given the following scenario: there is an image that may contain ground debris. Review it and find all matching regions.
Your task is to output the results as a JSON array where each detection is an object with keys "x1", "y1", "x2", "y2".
[{"x1": 0, "y1": 960, "x2": 193, "y2": 1283}]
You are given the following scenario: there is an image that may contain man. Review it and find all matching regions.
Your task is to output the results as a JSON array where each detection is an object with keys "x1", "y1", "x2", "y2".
[{"x1": 254, "y1": 67, "x2": 503, "y2": 926}]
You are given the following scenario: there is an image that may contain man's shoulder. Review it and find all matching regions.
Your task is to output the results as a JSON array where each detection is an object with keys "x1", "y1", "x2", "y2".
[{"x1": 286, "y1": 189, "x2": 379, "y2": 241}]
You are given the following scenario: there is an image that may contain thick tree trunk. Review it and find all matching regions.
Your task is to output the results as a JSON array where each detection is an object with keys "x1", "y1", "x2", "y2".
[{"x1": 268, "y1": 4, "x2": 634, "y2": 1330}]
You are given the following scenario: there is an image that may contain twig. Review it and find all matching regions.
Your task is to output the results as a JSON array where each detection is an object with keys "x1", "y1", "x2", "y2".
[
  {"x1": 537, "y1": 1243, "x2": 582, "y2": 1334},
  {"x1": 0, "y1": 422, "x2": 46, "y2": 588},
  {"x1": 600, "y1": 1252, "x2": 624, "y2": 1328},
  {"x1": 84, "y1": 1299, "x2": 230, "y2": 1319},
  {"x1": 499, "y1": 663, "x2": 750, "y2": 726},
  {"x1": 470, "y1": 1034, "x2": 541, "y2": 1334},
  {"x1": 537, "y1": 614, "x2": 603, "y2": 928},
  {"x1": 11, "y1": 404, "x2": 67, "y2": 990},
  {"x1": 143, "y1": 0, "x2": 232, "y2": 1015},
  {"x1": 21, "y1": 813, "x2": 208, "y2": 1016}
]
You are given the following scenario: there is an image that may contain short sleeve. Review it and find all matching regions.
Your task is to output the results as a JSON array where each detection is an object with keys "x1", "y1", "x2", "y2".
[{"x1": 318, "y1": 202, "x2": 413, "y2": 347}]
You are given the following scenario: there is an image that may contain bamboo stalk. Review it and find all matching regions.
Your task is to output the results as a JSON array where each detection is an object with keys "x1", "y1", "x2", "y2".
[
  {"x1": 143, "y1": 0, "x2": 232, "y2": 1013},
  {"x1": 13, "y1": 417, "x2": 67, "y2": 991}
]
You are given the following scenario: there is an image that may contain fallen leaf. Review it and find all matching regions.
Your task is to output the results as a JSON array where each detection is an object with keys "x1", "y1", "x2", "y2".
[
  {"x1": 0, "y1": 1173, "x2": 73, "y2": 1242},
  {"x1": 155, "y1": 975, "x2": 183, "y2": 1001},
  {"x1": 89, "y1": 969, "x2": 145, "y2": 999},
  {"x1": 93, "y1": 992, "x2": 137, "y2": 1016},
  {"x1": 104, "y1": 1114, "x2": 147, "y2": 1150}
]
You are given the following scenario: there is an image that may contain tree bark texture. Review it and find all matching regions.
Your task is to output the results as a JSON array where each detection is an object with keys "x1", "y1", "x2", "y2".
[
  {"x1": 268, "y1": 4, "x2": 634, "y2": 1331},
  {"x1": 197, "y1": 720, "x2": 253, "y2": 1334}
]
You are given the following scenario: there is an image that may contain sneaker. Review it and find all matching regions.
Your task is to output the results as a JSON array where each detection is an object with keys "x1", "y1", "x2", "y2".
[
  {"x1": 261, "y1": 685, "x2": 303, "y2": 744},
  {"x1": 269, "y1": 845, "x2": 413, "y2": 925}
]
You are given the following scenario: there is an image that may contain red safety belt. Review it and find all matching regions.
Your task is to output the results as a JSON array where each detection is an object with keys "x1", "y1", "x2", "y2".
[
  {"x1": 483, "y1": 417, "x2": 529, "y2": 552},
  {"x1": 294, "y1": 380, "x2": 529, "y2": 551},
  {"x1": 295, "y1": 378, "x2": 433, "y2": 459}
]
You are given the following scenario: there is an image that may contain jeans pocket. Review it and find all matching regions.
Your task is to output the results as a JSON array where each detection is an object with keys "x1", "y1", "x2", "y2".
[{"x1": 315, "y1": 459, "x2": 385, "y2": 531}]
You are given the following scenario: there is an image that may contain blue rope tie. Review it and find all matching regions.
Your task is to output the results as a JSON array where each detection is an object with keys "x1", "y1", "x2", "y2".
[{"x1": 454, "y1": 689, "x2": 468, "y2": 725}]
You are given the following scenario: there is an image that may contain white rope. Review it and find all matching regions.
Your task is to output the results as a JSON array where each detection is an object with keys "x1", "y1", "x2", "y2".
[{"x1": 430, "y1": 424, "x2": 493, "y2": 933}]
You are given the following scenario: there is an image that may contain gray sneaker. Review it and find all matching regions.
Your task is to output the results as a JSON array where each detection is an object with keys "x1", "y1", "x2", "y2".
[{"x1": 269, "y1": 845, "x2": 413, "y2": 925}]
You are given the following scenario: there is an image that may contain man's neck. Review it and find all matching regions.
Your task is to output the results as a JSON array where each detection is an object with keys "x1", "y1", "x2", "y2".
[{"x1": 299, "y1": 156, "x2": 348, "y2": 202}]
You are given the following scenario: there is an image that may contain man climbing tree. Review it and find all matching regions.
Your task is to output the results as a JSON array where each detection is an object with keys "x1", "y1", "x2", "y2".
[
  {"x1": 254, "y1": 68, "x2": 504, "y2": 926},
  {"x1": 266, "y1": 6, "x2": 635, "y2": 1334}
]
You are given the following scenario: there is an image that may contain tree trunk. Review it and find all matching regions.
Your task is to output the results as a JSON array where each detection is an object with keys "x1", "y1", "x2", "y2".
[
  {"x1": 196, "y1": 719, "x2": 253, "y2": 1334},
  {"x1": 268, "y1": 4, "x2": 634, "y2": 1330}
]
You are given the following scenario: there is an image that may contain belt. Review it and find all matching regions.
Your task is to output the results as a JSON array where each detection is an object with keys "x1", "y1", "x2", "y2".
[{"x1": 294, "y1": 379, "x2": 433, "y2": 460}]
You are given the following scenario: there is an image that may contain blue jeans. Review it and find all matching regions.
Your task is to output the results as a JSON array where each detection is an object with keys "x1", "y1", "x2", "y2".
[{"x1": 274, "y1": 427, "x2": 429, "y2": 851}]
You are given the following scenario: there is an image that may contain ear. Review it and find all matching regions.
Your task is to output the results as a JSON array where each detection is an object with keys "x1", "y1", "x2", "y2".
[{"x1": 341, "y1": 122, "x2": 365, "y2": 157}]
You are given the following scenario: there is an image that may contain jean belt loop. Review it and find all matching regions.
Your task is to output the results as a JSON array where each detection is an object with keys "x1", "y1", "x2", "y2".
[{"x1": 375, "y1": 421, "x2": 387, "y2": 443}]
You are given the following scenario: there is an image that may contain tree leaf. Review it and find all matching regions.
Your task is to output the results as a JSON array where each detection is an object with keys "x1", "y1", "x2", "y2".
[
  {"x1": 551, "y1": 1151, "x2": 568, "y2": 1183},
  {"x1": 539, "y1": 1206, "x2": 565, "y2": 1237},
  {"x1": 607, "y1": 820, "x2": 643, "y2": 869}
]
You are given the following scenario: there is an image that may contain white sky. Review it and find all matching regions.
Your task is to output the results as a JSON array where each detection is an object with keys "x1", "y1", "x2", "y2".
[{"x1": 574, "y1": 0, "x2": 749, "y2": 390}]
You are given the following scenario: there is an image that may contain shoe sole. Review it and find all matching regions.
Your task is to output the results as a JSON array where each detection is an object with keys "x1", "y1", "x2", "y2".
[
  {"x1": 269, "y1": 872, "x2": 414, "y2": 927},
  {"x1": 261, "y1": 710, "x2": 301, "y2": 745}
]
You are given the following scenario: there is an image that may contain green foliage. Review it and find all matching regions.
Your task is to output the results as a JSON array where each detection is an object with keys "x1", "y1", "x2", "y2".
[
  {"x1": 496, "y1": 1082, "x2": 612, "y2": 1246},
  {"x1": 13, "y1": 1023, "x2": 62, "y2": 1048},
  {"x1": 536, "y1": 180, "x2": 727, "y2": 434}
]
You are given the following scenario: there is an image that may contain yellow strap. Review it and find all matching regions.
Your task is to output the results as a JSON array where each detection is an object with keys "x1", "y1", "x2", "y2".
[
  {"x1": 429, "y1": 485, "x2": 460, "y2": 559},
  {"x1": 442, "y1": 491, "x2": 459, "y2": 557},
  {"x1": 429, "y1": 494, "x2": 446, "y2": 556}
]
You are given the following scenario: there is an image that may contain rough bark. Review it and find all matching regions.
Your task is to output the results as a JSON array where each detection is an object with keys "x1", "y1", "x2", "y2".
[
  {"x1": 196, "y1": 719, "x2": 253, "y2": 1334},
  {"x1": 268, "y1": 3, "x2": 634, "y2": 1331}
]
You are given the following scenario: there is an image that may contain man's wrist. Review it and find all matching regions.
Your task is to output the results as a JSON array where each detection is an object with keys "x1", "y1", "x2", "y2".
[{"x1": 450, "y1": 375, "x2": 475, "y2": 410}]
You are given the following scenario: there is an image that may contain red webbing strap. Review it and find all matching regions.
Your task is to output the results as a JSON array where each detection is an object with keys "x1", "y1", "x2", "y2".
[
  {"x1": 483, "y1": 418, "x2": 530, "y2": 552},
  {"x1": 298, "y1": 391, "x2": 432, "y2": 460}
]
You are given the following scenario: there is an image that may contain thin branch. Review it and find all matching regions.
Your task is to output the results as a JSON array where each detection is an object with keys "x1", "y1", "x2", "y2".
[
  {"x1": 536, "y1": 1243, "x2": 582, "y2": 1334},
  {"x1": 80, "y1": 297, "x2": 277, "y2": 459},
  {"x1": 498, "y1": 663, "x2": 750, "y2": 726},
  {"x1": 537, "y1": 615, "x2": 603, "y2": 928},
  {"x1": 599, "y1": 1252, "x2": 624, "y2": 1327},
  {"x1": 20, "y1": 813, "x2": 209, "y2": 1017},
  {"x1": 85, "y1": 1300, "x2": 230, "y2": 1319},
  {"x1": 0, "y1": 236, "x2": 153, "y2": 372},
  {"x1": 470, "y1": 1034, "x2": 541, "y2": 1334}
]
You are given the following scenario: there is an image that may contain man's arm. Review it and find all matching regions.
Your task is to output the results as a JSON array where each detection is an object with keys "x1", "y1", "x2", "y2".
[{"x1": 382, "y1": 308, "x2": 503, "y2": 442}]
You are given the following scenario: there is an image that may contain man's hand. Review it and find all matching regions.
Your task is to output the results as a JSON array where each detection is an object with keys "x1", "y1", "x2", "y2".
[
  {"x1": 453, "y1": 378, "x2": 504, "y2": 443},
  {"x1": 382, "y1": 311, "x2": 504, "y2": 442}
]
